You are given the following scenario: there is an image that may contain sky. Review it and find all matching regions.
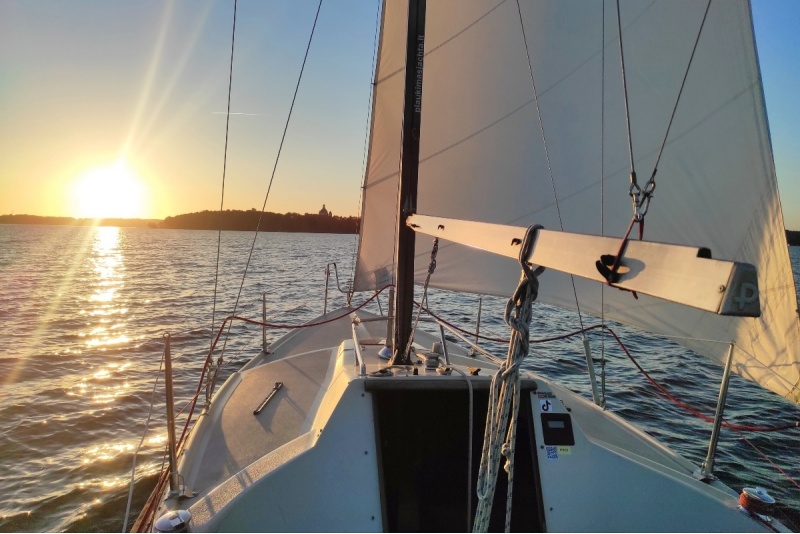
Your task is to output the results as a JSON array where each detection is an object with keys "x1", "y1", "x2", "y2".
[{"x1": 0, "y1": 0, "x2": 798, "y2": 228}]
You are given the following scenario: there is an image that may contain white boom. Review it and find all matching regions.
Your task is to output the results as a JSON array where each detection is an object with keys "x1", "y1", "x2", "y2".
[{"x1": 407, "y1": 214, "x2": 760, "y2": 317}]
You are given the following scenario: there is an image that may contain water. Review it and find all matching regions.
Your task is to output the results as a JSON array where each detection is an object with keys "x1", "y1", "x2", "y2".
[{"x1": 0, "y1": 224, "x2": 798, "y2": 532}]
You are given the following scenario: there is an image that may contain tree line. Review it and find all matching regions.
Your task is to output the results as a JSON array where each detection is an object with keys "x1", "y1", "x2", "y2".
[
  {"x1": 2, "y1": 212, "x2": 798, "y2": 243},
  {"x1": 160, "y1": 209, "x2": 358, "y2": 233}
]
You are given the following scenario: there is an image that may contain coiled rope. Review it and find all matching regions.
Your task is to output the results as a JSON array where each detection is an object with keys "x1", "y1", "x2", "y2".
[{"x1": 474, "y1": 227, "x2": 544, "y2": 533}]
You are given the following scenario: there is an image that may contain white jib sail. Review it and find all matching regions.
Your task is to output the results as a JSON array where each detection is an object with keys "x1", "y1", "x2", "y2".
[{"x1": 354, "y1": 0, "x2": 799, "y2": 404}]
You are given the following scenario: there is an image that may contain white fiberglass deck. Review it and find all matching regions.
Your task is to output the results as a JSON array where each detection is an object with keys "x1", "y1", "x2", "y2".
[{"x1": 149, "y1": 308, "x2": 775, "y2": 532}]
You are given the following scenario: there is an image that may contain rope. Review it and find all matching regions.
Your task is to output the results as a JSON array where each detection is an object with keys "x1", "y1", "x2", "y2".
[
  {"x1": 398, "y1": 296, "x2": 797, "y2": 436},
  {"x1": 474, "y1": 227, "x2": 544, "y2": 533},
  {"x1": 737, "y1": 434, "x2": 800, "y2": 490},
  {"x1": 416, "y1": 300, "x2": 605, "y2": 345},
  {"x1": 606, "y1": 328, "x2": 799, "y2": 433}
]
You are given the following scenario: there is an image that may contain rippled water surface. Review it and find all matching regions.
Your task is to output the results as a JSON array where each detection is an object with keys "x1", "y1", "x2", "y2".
[{"x1": 1, "y1": 225, "x2": 798, "y2": 532}]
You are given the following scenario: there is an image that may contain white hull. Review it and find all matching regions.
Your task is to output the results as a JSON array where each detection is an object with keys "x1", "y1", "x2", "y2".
[{"x1": 141, "y1": 309, "x2": 782, "y2": 532}]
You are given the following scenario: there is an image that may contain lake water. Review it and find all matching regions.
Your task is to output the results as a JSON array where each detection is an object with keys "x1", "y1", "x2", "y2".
[{"x1": 1, "y1": 224, "x2": 798, "y2": 532}]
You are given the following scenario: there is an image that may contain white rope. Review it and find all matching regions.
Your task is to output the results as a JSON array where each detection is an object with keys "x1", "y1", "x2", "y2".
[{"x1": 473, "y1": 228, "x2": 543, "y2": 533}]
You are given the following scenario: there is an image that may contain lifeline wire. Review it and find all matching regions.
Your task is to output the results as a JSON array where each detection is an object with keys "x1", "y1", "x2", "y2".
[{"x1": 122, "y1": 350, "x2": 165, "y2": 533}]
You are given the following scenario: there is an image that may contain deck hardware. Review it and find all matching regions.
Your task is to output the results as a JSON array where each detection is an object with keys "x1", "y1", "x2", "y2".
[
  {"x1": 154, "y1": 509, "x2": 191, "y2": 533},
  {"x1": 582, "y1": 339, "x2": 602, "y2": 406},
  {"x1": 253, "y1": 382, "x2": 283, "y2": 415},
  {"x1": 696, "y1": 343, "x2": 735, "y2": 481},
  {"x1": 262, "y1": 292, "x2": 270, "y2": 354},
  {"x1": 738, "y1": 486, "x2": 776, "y2": 519},
  {"x1": 163, "y1": 334, "x2": 180, "y2": 496}
]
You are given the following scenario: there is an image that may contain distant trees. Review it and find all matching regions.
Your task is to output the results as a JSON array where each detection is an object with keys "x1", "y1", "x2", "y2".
[
  {"x1": 2, "y1": 212, "x2": 797, "y2": 243},
  {"x1": 159, "y1": 210, "x2": 359, "y2": 234},
  {"x1": 0, "y1": 214, "x2": 157, "y2": 228},
  {"x1": 0, "y1": 210, "x2": 359, "y2": 234}
]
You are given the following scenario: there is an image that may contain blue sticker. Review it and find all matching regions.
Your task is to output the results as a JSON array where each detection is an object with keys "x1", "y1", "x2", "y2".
[{"x1": 545, "y1": 446, "x2": 559, "y2": 460}]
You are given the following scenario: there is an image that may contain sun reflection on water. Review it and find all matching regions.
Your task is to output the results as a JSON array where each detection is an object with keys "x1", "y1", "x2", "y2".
[
  {"x1": 83, "y1": 227, "x2": 128, "y2": 350},
  {"x1": 62, "y1": 227, "x2": 137, "y2": 406}
]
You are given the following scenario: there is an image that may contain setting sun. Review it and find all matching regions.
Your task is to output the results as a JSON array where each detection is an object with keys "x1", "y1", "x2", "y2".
[{"x1": 69, "y1": 162, "x2": 149, "y2": 219}]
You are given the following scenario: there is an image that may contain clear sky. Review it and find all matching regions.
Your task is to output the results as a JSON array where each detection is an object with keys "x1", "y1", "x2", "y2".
[{"x1": 1, "y1": 1, "x2": 798, "y2": 228}]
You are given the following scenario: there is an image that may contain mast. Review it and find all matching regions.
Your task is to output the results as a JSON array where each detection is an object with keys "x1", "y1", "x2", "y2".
[{"x1": 391, "y1": 0, "x2": 427, "y2": 365}]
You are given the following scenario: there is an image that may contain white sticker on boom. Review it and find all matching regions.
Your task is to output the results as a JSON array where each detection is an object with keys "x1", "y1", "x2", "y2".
[{"x1": 540, "y1": 398, "x2": 554, "y2": 412}]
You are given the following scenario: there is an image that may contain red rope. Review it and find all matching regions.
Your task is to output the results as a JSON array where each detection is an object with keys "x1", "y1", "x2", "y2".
[
  {"x1": 738, "y1": 434, "x2": 800, "y2": 490},
  {"x1": 419, "y1": 304, "x2": 604, "y2": 344},
  {"x1": 418, "y1": 305, "x2": 797, "y2": 433},
  {"x1": 605, "y1": 328, "x2": 799, "y2": 433}
]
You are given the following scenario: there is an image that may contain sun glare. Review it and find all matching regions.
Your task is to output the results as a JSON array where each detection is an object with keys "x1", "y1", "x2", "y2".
[{"x1": 70, "y1": 162, "x2": 148, "y2": 219}]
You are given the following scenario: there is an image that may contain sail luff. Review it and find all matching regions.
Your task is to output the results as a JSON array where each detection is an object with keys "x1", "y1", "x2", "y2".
[{"x1": 353, "y1": 0, "x2": 406, "y2": 294}]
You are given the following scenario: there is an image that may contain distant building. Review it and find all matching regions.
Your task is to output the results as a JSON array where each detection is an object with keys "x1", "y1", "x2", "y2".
[{"x1": 319, "y1": 204, "x2": 330, "y2": 217}]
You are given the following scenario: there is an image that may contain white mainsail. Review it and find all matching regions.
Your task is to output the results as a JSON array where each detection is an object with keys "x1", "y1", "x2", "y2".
[{"x1": 354, "y1": 0, "x2": 799, "y2": 404}]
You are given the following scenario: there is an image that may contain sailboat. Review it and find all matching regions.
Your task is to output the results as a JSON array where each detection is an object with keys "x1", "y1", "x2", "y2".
[{"x1": 133, "y1": 0, "x2": 799, "y2": 531}]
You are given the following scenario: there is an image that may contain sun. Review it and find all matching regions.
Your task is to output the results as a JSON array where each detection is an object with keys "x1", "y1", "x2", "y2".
[{"x1": 70, "y1": 162, "x2": 149, "y2": 219}]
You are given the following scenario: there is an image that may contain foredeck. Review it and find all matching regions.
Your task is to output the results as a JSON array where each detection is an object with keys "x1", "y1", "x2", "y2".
[
  {"x1": 154, "y1": 307, "x2": 771, "y2": 532},
  {"x1": 178, "y1": 310, "x2": 357, "y2": 502}
]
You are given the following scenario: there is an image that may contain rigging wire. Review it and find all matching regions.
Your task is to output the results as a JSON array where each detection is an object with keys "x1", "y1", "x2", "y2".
[
  {"x1": 515, "y1": 0, "x2": 588, "y2": 339},
  {"x1": 210, "y1": 0, "x2": 238, "y2": 357},
  {"x1": 615, "y1": 0, "x2": 635, "y2": 176},
  {"x1": 600, "y1": 0, "x2": 607, "y2": 406},
  {"x1": 645, "y1": 0, "x2": 713, "y2": 190},
  {"x1": 206, "y1": 0, "x2": 324, "y2": 401},
  {"x1": 636, "y1": 0, "x2": 712, "y2": 224}
]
